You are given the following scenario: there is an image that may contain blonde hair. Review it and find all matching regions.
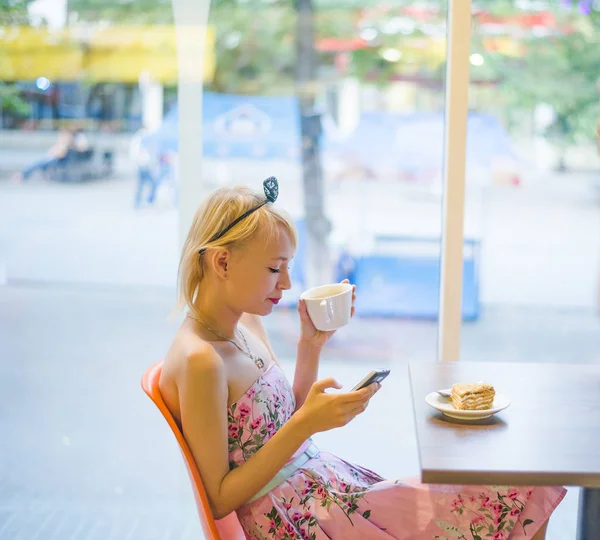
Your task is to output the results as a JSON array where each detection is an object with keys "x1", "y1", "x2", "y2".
[{"x1": 178, "y1": 185, "x2": 297, "y2": 317}]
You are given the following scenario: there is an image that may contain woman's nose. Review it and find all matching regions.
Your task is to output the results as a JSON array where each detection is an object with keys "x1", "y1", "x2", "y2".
[{"x1": 278, "y1": 269, "x2": 292, "y2": 291}]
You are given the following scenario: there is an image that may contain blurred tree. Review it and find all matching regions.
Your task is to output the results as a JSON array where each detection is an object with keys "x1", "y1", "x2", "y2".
[
  {"x1": 295, "y1": 0, "x2": 331, "y2": 286},
  {"x1": 0, "y1": 0, "x2": 32, "y2": 24},
  {"x1": 470, "y1": 5, "x2": 600, "y2": 164},
  {"x1": 42, "y1": 0, "x2": 600, "y2": 156},
  {"x1": 67, "y1": 0, "x2": 173, "y2": 23},
  {"x1": 0, "y1": 0, "x2": 34, "y2": 121}
]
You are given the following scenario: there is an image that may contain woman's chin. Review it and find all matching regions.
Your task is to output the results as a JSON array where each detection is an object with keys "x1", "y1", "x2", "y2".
[{"x1": 261, "y1": 302, "x2": 275, "y2": 316}]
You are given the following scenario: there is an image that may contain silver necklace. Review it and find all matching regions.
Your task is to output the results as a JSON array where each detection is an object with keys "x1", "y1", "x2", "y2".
[{"x1": 188, "y1": 313, "x2": 265, "y2": 370}]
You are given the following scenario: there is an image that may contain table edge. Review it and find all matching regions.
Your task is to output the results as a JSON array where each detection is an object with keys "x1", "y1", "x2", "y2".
[{"x1": 422, "y1": 469, "x2": 600, "y2": 489}]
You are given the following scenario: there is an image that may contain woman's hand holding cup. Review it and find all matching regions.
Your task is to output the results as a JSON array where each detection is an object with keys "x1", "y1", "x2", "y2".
[{"x1": 298, "y1": 279, "x2": 356, "y2": 349}]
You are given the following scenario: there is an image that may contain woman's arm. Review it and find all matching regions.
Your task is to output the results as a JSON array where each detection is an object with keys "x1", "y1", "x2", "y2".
[
  {"x1": 292, "y1": 281, "x2": 357, "y2": 408},
  {"x1": 178, "y1": 346, "x2": 311, "y2": 519},
  {"x1": 292, "y1": 340, "x2": 321, "y2": 409},
  {"x1": 179, "y1": 342, "x2": 378, "y2": 519}
]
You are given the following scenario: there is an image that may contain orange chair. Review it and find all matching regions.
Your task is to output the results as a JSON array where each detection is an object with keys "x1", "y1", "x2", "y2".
[{"x1": 141, "y1": 361, "x2": 246, "y2": 540}]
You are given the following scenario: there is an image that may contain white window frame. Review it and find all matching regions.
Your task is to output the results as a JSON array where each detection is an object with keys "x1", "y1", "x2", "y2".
[
  {"x1": 172, "y1": 0, "x2": 212, "y2": 242},
  {"x1": 438, "y1": 0, "x2": 472, "y2": 361},
  {"x1": 174, "y1": 0, "x2": 472, "y2": 362}
]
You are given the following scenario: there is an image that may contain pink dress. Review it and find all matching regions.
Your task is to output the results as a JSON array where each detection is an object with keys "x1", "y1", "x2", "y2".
[{"x1": 231, "y1": 362, "x2": 566, "y2": 540}]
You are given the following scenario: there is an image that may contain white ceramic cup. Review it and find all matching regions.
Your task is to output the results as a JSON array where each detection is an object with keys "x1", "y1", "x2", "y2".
[{"x1": 300, "y1": 283, "x2": 353, "y2": 331}]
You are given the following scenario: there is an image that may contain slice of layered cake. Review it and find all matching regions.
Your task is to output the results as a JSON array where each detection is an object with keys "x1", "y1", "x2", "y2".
[{"x1": 451, "y1": 382, "x2": 495, "y2": 410}]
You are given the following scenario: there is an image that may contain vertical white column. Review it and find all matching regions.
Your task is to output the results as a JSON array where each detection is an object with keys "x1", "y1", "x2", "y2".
[
  {"x1": 172, "y1": 0, "x2": 212, "y2": 248},
  {"x1": 437, "y1": 0, "x2": 472, "y2": 362},
  {"x1": 139, "y1": 72, "x2": 164, "y2": 132},
  {"x1": 337, "y1": 78, "x2": 360, "y2": 136}
]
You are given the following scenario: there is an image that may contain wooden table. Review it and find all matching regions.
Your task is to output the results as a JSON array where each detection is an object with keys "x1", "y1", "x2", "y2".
[{"x1": 408, "y1": 361, "x2": 600, "y2": 540}]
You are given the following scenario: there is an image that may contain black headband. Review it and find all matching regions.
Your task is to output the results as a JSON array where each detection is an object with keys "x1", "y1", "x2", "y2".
[{"x1": 199, "y1": 176, "x2": 279, "y2": 255}]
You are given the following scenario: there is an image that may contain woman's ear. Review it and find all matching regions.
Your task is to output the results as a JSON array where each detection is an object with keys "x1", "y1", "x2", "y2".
[{"x1": 210, "y1": 248, "x2": 230, "y2": 280}]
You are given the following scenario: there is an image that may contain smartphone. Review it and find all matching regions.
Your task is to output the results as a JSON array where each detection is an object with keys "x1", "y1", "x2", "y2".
[{"x1": 351, "y1": 369, "x2": 390, "y2": 391}]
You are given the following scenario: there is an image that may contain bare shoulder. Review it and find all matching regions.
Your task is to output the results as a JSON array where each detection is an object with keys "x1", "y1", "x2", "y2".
[
  {"x1": 173, "y1": 331, "x2": 225, "y2": 382},
  {"x1": 181, "y1": 340, "x2": 225, "y2": 382},
  {"x1": 160, "y1": 330, "x2": 226, "y2": 422}
]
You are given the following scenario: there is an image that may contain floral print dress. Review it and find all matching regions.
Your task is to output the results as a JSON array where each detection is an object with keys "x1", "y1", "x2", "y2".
[{"x1": 231, "y1": 362, "x2": 566, "y2": 540}]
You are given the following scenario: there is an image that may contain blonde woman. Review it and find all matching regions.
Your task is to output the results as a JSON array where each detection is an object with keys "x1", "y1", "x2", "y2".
[{"x1": 159, "y1": 177, "x2": 565, "y2": 540}]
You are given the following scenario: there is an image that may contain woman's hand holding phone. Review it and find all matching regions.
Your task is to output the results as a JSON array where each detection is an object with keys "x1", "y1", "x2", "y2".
[{"x1": 294, "y1": 378, "x2": 381, "y2": 437}]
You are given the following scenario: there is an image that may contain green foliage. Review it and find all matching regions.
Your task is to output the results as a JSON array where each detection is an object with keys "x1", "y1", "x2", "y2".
[
  {"x1": 209, "y1": 5, "x2": 297, "y2": 94},
  {"x1": 0, "y1": 0, "x2": 34, "y2": 25},
  {"x1": 6, "y1": 0, "x2": 599, "y2": 142},
  {"x1": 0, "y1": 83, "x2": 30, "y2": 116},
  {"x1": 67, "y1": 0, "x2": 173, "y2": 24},
  {"x1": 0, "y1": 0, "x2": 35, "y2": 115},
  {"x1": 474, "y1": 10, "x2": 600, "y2": 143}
]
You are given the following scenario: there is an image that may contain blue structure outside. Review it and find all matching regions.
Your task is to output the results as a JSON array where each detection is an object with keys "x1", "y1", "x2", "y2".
[
  {"x1": 143, "y1": 93, "x2": 301, "y2": 160},
  {"x1": 347, "y1": 248, "x2": 480, "y2": 320},
  {"x1": 289, "y1": 227, "x2": 480, "y2": 321},
  {"x1": 144, "y1": 93, "x2": 517, "y2": 175}
]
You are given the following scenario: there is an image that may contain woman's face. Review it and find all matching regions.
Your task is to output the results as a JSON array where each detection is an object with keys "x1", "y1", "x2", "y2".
[{"x1": 225, "y1": 224, "x2": 295, "y2": 316}]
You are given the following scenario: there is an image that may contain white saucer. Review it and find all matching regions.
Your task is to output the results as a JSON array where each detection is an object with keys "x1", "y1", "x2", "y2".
[{"x1": 425, "y1": 389, "x2": 511, "y2": 420}]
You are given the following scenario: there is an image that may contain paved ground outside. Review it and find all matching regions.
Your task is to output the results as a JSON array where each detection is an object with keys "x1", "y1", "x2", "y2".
[{"x1": 2, "y1": 164, "x2": 600, "y2": 306}]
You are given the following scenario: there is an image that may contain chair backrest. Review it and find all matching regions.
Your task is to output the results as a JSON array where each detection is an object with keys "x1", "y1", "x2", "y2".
[{"x1": 141, "y1": 361, "x2": 246, "y2": 540}]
